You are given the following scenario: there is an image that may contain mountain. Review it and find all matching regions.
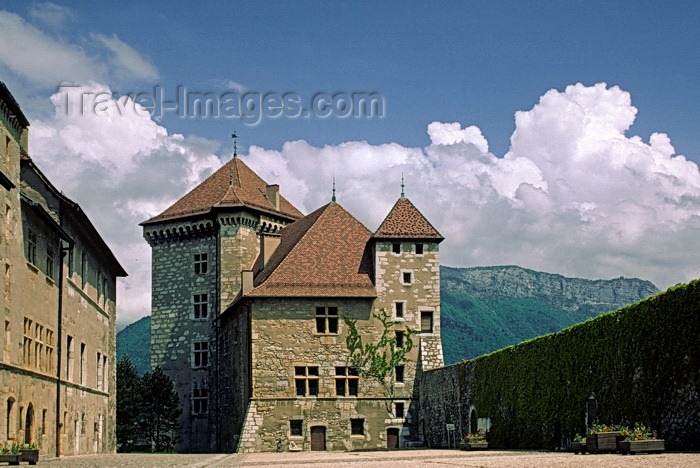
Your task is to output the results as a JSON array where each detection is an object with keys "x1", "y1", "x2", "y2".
[
  {"x1": 116, "y1": 265, "x2": 659, "y2": 370},
  {"x1": 440, "y1": 265, "x2": 658, "y2": 364},
  {"x1": 116, "y1": 315, "x2": 151, "y2": 375}
]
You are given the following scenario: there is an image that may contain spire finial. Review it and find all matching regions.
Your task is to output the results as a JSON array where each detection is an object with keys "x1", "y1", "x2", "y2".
[
  {"x1": 231, "y1": 131, "x2": 238, "y2": 158},
  {"x1": 400, "y1": 173, "x2": 405, "y2": 198},
  {"x1": 332, "y1": 177, "x2": 336, "y2": 202}
]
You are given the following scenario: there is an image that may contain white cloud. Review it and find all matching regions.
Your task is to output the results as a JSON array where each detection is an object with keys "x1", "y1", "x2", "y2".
[
  {"x1": 29, "y1": 82, "x2": 700, "y2": 329},
  {"x1": 30, "y1": 83, "x2": 222, "y2": 329},
  {"x1": 28, "y1": 2, "x2": 74, "y2": 29},
  {"x1": 93, "y1": 34, "x2": 159, "y2": 81}
]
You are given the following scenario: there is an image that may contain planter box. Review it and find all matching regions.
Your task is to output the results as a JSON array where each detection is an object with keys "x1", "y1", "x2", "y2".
[
  {"x1": 19, "y1": 449, "x2": 39, "y2": 464},
  {"x1": 0, "y1": 454, "x2": 20, "y2": 465},
  {"x1": 572, "y1": 441, "x2": 587, "y2": 454},
  {"x1": 586, "y1": 431, "x2": 622, "y2": 453},
  {"x1": 468, "y1": 442, "x2": 488, "y2": 450},
  {"x1": 618, "y1": 440, "x2": 665, "y2": 455}
]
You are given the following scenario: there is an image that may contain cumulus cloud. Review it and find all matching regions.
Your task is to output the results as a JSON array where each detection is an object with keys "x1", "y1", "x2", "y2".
[
  {"x1": 29, "y1": 82, "x2": 700, "y2": 328},
  {"x1": 30, "y1": 83, "x2": 222, "y2": 328},
  {"x1": 92, "y1": 34, "x2": 159, "y2": 81},
  {"x1": 28, "y1": 2, "x2": 74, "y2": 29},
  {"x1": 244, "y1": 83, "x2": 700, "y2": 291}
]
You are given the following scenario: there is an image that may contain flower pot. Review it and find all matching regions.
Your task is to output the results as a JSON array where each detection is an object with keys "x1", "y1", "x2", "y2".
[
  {"x1": 0, "y1": 453, "x2": 20, "y2": 465},
  {"x1": 468, "y1": 442, "x2": 488, "y2": 450},
  {"x1": 572, "y1": 441, "x2": 587, "y2": 454},
  {"x1": 618, "y1": 440, "x2": 665, "y2": 455},
  {"x1": 586, "y1": 431, "x2": 622, "y2": 453},
  {"x1": 19, "y1": 448, "x2": 39, "y2": 464}
]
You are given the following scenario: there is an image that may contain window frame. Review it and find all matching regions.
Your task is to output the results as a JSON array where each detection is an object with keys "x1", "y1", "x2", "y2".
[
  {"x1": 192, "y1": 385, "x2": 209, "y2": 415},
  {"x1": 294, "y1": 366, "x2": 319, "y2": 397},
  {"x1": 350, "y1": 418, "x2": 364, "y2": 436},
  {"x1": 289, "y1": 419, "x2": 303, "y2": 437},
  {"x1": 193, "y1": 293, "x2": 209, "y2": 320},
  {"x1": 27, "y1": 230, "x2": 38, "y2": 265},
  {"x1": 420, "y1": 310, "x2": 434, "y2": 334},
  {"x1": 395, "y1": 365, "x2": 405, "y2": 383},
  {"x1": 401, "y1": 270, "x2": 413, "y2": 286},
  {"x1": 334, "y1": 366, "x2": 359, "y2": 397},
  {"x1": 192, "y1": 340, "x2": 209, "y2": 368},
  {"x1": 194, "y1": 253, "x2": 208, "y2": 275},
  {"x1": 315, "y1": 305, "x2": 339, "y2": 335},
  {"x1": 415, "y1": 243, "x2": 424, "y2": 255}
]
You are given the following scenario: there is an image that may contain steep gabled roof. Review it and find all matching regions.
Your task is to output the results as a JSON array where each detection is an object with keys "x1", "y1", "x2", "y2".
[
  {"x1": 373, "y1": 197, "x2": 444, "y2": 241},
  {"x1": 247, "y1": 202, "x2": 376, "y2": 297},
  {"x1": 141, "y1": 157, "x2": 302, "y2": 225}
]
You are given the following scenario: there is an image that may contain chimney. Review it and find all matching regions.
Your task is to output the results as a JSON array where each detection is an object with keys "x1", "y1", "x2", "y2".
[
  {"x1": 266, "y1": 184, "x2": 280, "y2": 210},
  {"x1": 241, "y1": 270, "x2": 253, "y2": 295},
  {"x1": 260, "y1": 233, "x2": 281, "y2": 269}
]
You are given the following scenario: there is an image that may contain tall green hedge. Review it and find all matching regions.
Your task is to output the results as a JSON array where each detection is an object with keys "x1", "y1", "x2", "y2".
[{"x1": 467, "y1": 279, "x2": 700, "y2": 449}]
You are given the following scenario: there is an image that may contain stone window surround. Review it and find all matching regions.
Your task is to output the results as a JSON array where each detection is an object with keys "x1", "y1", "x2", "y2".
[
  {"x1": 394, "y1": 365, "x2": 405, "y2": 383},
  {"x1": 294, "y1": 365, "x2": 319, "y2": 397},
  {"x1": 192, "y1": 384, "x2": 208, "y2": 415},
  {"x1": 192, "y1": 292, "x2": 209, "y2": 320},
  {"x1": 313, "y1": 303, "x2": 339, "y2": 335},
  {"x1": 419, "y1": 308, "x2": 435, "y2": 334},
  {"x1": 393, "y1": 300, "x2": 405, "y2": 320},
  {"x1": 289, "y1": 419, "x2": 303, "y2": 438},
  {"x1": 334, "y1": 366, "x2": 359, "y2": 397},
  {"x1": 394, "y1": 401, "x2": 405, "y2": 419},
  {"x1": 400, "y1": 270, "x2": 413, "y2": 286},
  {"x1": 193, "y1": 252, "x2": 208, "y2": 275},
  {"x1": 350, "y1": 418, "x2": 364, "y2": 436},
  {"x1": 192, "y1": 340, "x2": 209, "y2": 368}
]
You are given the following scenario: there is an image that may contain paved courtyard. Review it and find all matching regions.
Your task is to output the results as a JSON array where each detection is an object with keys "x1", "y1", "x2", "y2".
[{"x1": 36, "y1": 449, "x2": 700, "y2": 467}]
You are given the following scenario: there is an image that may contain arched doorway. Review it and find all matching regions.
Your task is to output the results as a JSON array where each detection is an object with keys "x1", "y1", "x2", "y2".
[
  {"x1": 24, "y1": 403, "x2": 33, "y2": 445},
  {"x1": 470, "y1": 409, "x2": 477, "y2": 434}
]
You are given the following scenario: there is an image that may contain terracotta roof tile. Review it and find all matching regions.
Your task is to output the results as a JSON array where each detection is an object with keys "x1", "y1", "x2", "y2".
[
  {"x1": 247, "y1": 202, "x2": 376, "y2": 297},
  {"x1": 373, "y1": 197, "x2": 443, "y2": 240},
  {"x1": 141, "y1": 157, "x2": 302, "y2": 224}
]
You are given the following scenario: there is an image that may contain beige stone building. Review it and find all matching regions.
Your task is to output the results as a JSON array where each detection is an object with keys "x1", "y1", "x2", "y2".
[
  {"x1": 144, "y1": 155, "x2": 444, "y2": 452},
  {"x1": 0, "y1": 83, "x2": 127, "y2": 457}
]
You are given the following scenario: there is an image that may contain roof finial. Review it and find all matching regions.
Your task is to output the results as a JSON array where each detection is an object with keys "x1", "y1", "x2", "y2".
[
  {"x1": 332, "y1": 176, "x2": 336, "y2": 202},
  {"x1": 231, "y1": 131, "x2": 238, "y2": 158},
  {"x1": 400, "y1": 173, "x2": 405, "y2": 198}
]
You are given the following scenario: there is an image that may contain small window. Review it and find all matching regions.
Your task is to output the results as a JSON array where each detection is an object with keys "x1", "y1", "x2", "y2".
[
  {"x1": 395, "y1": 402, "x2": 405, "y2": 418},
  {"x1": 194, "y1": 253, "x2": 208, "y2": 274},
  {"x1": 335, "y1": 366, "x2": 359, "y2": 396},
  {"x1": 415, "y1": 243, "x2": 424, "y2": 255},
  {"x1": 46, "y1": 247, "x2": 55, "y2": 279},
  {"x1": 351, "y1": 418, "x2": 364, "y2": 435},
  {"x1": 193, "y1": 294, "x2": 208, "y2": 319},
  {"x1": 402, "y1": 272, "x2": 412, "y2": 285},
  {"x1": 193, "y1": 341, "x2": 209, "y2": 368},
  {"x1": 394, "y1": 302, "x2": 404, "y2": 319},
  {"x1": 192, "y1": 386, "x2": 208, "y2": 414},
  {"x1": 421, "y1": 311, "x2": 434, "y2": 333},
  {"x1": 27, "y1": 231, "x2": 37, "y2": 265},
  {"x1": 290, "y1": 419, "x2": 303, "y2": 436},
  {"x1": 395, "y1": 365, "x2": 404, "y2": 383},
  {"x1": 395, "y1": 331, "x2": 404, "y2": 349},
  {"x1": 315, "y1": 306, "x2": 338, "y2": 334},
  {"x1": 294, "y1": 366, "x2": 319, "y2": 397},
  {"x1": 392, "y1": 243, "x2": 400, "y2": 254}
]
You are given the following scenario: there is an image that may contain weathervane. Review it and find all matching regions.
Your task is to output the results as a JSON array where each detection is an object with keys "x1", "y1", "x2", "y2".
[
  {"x1": 332, "y1": 176, "x2": 336, "y2": 202},
  {"x1": 401, "y1": 173, "x2": 405, "y2": 198},
  {"x1": 231, "y1": 131, "x2": 238, "y2": 158}
]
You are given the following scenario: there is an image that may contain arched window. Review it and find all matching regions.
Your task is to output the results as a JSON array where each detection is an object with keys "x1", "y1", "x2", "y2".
[
  {"x1": 6, "y1": 397, "x2": 15, "y2": 439},
  {"x1": 470, "y1": 408, "x2": 477, "y2": 434},
  {"x1": 24, "y1": 403, "x2": 34, "y2": 445}
]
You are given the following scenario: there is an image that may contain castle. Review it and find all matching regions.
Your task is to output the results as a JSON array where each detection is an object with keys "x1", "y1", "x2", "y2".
[
  {"x1": 142, "y1": 156, "x2": 444, "y2": 452},
  {"x1": 0, "y1": 83, "x2": 126, "y2": 456}
]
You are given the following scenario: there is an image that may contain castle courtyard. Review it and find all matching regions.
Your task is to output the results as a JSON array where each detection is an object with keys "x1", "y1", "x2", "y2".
[{"x1": 36, "y1": 449, "x2": 700, "y2": 467}]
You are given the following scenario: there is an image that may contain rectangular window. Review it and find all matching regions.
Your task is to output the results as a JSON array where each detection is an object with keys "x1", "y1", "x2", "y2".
[
  {"x1": 351, "y1": 418, "x2": 364, "y2": 435},
  {"x1": 315, "y1": 306, "x2": 338, "y2": 334},
  {"x1": 402, "y1": 271, "x2": 412, "y2": 285},
  {"x1": 3, "y1": 320, "x2": 9, "y2": 362},
  {"x1": 66, "y1": 335, "x2": 74, "y2": 381},
  {"x1": 46, "y1": 247, "x2": 55, "y2": 279},
  {"x1": 394, "y1": 301, "x2": 404, "y2": 319},
  {"x1": 96, "y1": 352, "x2": 103, "y2": 390},
  {"x1": 27, "y1": 231, "x2": 37, "y2": 265},
  {"x1": 42, "y1": 409, "x2": 47, "y2": 435},
  {"x1": 395, "y1": 402, "x2": 405, "y2": 418},
  {"x1": 290, "y1": 419, "x2": 303, "y2": 436},
  {"x1": 194, "y1": 253, "x2": 208, "y2": 274},
  {"x1": 193, "y1": 294, "x2": 208, "y2": 319},
  {"x1": 45, "y1": 329, "x2": 54, "y2": 373},
  {"x1": 81, "y1": 251, "x2": 88, "y2": 289},
  {"x1": 102, "y1": 355, "x2": 108, "y2": 392},
  {"x1": 79, "y1": 343, "x2": 86, "y2": 385},
  {"x1": 421, "y1": 311, "x2": 434, "y2": 333},
  {"x1": 335, "y1": 366, "x2": 359, "y2": 397},
  {"x1": 415, "y1": 243, "x2": 424, "y2": 255},
  {"x1": 96, "y1": 272, "x2": 103, "y2": 301},
  {"x1": 392, "y1": 243, "x2": 400, "y2": 254},
  {"x1": 395, "y1": 331, "x2": 404, "y2": 349},
  {"x1": 22, "y1": 318, "x2": 32, "y2": 366},
  {"x1": 192, "y1": 387, "x2": 208, "y2": 414},
  {"x1": 34, "y1": 323, "x2": 43, "y2": 370},
  {"x1": 193, "y1": 341, "x2": 209, "y2": 368},
  {"x1": 294, "y1": 366, "x2": 319, "y2": 397},
  {"x1": 395, "y1": 365, "x2": 404, "y2": 383}
]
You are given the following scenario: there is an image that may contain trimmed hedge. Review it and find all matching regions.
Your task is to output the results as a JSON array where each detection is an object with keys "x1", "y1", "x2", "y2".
[{"x1": 424, "y1": 280, "x2": 700, "y2": 450}]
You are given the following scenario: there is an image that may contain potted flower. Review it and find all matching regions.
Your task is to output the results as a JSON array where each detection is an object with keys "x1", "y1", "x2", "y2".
[
  {"x1": 586, "y1": 424, "x2": 625, "y2": 453},
  {"x1": 0, "y1": 442, "x2": 21, "y2": 464},
  {"x1": 464, "y1": 430, "x2": 488, "y2": 450},
  {"x1": 618, "y1": 423, "x2": 665, "y2": 455},
  {"x1": 19, "y1": 443, "x2": 39, "y2": 465},
  {"x1": 572, "y1": 434, "x2": 587, "y2": 454}
]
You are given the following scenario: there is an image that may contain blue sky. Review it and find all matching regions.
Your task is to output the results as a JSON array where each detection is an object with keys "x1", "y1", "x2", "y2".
[{"x1": 1, "y1": 1, "x2": 699, "y2": 327}]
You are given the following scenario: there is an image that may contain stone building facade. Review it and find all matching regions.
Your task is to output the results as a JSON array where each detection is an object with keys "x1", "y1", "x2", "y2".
[
  {"x1": 0, "y1": 83, "x2": 127, "y2": 457},
  {"x1": 143, "y1": 158, "x2": 444, "y2": 452}
]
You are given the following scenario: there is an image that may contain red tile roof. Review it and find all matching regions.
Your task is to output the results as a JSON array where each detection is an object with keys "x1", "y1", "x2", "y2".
[
  {"x1": 141, "y1": 157, "x2": 303, "y2": 225},
  {"x1": 247, "y1": 202, "x2": 376, "y2": 297},
  {"x1": 373, "y1": 197, "x2": 443, "y2": 240}
]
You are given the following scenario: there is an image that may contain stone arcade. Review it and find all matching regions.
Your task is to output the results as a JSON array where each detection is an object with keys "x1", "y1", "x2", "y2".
[{"x1": 142, "y1": 157, "x2": 444, "y2": 452}]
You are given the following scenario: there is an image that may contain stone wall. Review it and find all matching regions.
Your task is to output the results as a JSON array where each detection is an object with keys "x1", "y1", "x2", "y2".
[{"x1": 420, "y1": 281, "x2": 700, "y2": 450}]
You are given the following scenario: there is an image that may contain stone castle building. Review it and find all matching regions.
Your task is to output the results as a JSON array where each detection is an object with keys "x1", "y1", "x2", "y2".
[
  {"x1": 143, "y1": 156, "x2": 444, "y2": 452},
  {"x1": 0, "y1": 83, "x2": 127, "y2": 456}
]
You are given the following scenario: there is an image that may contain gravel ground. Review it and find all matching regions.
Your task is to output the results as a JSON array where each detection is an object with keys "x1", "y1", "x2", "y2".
[{"x1": 35, "y1": 450, "x2": 700, "y2": 467}]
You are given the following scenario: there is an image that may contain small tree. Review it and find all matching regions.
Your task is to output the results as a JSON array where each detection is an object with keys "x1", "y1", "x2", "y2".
[
  {"x1": 116, "y1": 356, "x2": 141, "y2": 452},
  {"x1": 140, "y1": 366, "x2": 182, "y2": 452},
  {"x1": 345, "y1": 308, "x2": 416, "y2": 403}
]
